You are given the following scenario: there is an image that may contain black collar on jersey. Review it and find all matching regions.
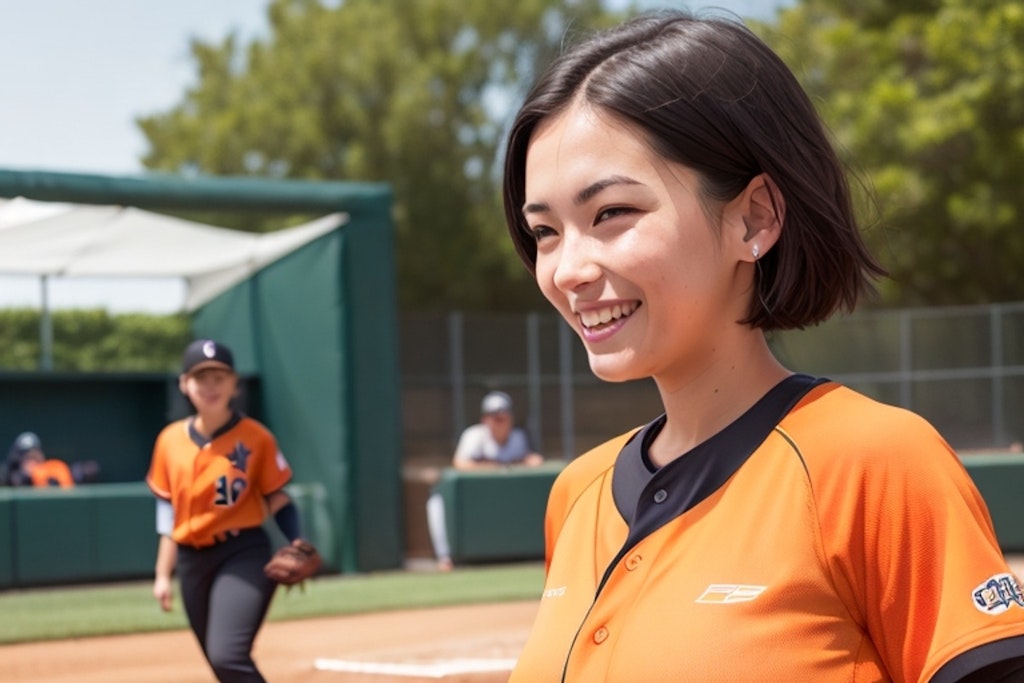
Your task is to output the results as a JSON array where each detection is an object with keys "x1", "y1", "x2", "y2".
[
  {"x1": 187, "y1": 412, "x2": 243, "y2": 447},
  {"x1": 610, "y1": 373, "x2": 826, "y2": 561}
]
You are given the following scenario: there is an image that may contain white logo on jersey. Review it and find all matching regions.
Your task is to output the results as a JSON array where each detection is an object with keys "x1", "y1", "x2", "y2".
[
  {"x1": 276, "y1": 451, "x2": 289, "y2": 471},
  {"x1": 973, "y1": 573, "x2": 1024, "y2": 614},
  {"x1": 543, "y1": 586, "x2": 567, "y2": 599},
  {"x1": 695, "y1": 584, "x2": 767, "y2": 604}
]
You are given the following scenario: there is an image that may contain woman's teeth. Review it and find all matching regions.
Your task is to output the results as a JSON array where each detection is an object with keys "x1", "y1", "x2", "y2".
[{"x1": 579, "y1": 302, "x2": 638, "y2": 329}]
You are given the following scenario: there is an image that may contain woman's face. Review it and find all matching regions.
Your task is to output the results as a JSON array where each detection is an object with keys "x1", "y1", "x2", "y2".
[{"x1": 522, "y1": 104, "x2": 752, "y2": 388}]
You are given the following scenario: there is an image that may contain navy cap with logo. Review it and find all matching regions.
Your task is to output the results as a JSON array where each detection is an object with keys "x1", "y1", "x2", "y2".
[{"x1": 181, "y1": 339, "x2": 235, "y2": 375}]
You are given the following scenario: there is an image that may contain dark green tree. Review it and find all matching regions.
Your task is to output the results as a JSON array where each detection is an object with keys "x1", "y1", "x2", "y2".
[
  {"x1": 762, "y1": 0, "x2": 1024, "y2": 305},
  {"x1": 137, "y1": 0, "x2": 619, "y2": 311}
]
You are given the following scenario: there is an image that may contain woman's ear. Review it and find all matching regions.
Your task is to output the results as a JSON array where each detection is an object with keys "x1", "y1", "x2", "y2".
[{"x1": 731, "y1": 173, "x2": 784, "y2": 262}]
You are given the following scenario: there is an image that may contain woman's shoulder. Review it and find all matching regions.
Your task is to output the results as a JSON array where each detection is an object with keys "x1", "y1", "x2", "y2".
[
  {"x1": 781, "y1": 382, "x2": 955, "y2": 471},
  {"x1": 545, "y1": 428, "x2": 640, "y2": 525},
  {"x1": 556, "y1": 429, "x2": 642, "y2": 490},
  {"x1": 794, "y1": 382, "x2": 940, "y2": 434}
]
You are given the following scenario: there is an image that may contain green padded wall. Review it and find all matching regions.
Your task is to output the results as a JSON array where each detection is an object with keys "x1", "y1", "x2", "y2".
[
  {"x1": 962, "y1": 454, "x2": 1024, "y2": 552},
  {"x1": 2, "y1": 483, "x2": 328, "y2": 588},
  {"x1": 14, "y1": 488, "x2": 94, "y2": 584},
  {"x1": 9, "y1": 484, "x2": 157, "y2": 584},
  {"x1": 436, "y1": 464, "x2": 564, "y2": 563},
  {"x1": 336, "y1": 191, "x2": 404, "y2": 571},
  {"x1": 93, "y1": 484, "x2": 160, "y2": 576},
  {"x1": 193, "y1": 188, "x2": 403, "y2": 573},
  {"x1": 0, "y1": 491, "x2": 13, "y2": 588}
]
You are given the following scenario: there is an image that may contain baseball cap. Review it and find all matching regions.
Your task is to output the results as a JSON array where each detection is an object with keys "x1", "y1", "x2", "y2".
[
  {"x1": 13, "y1": 431, "x2": 41, "y2": 455},
  {"x1": 481, "y1": 391, "x2": 513, "y2": 415},
  {"x1": 181, "y1": 339, "x2": 235, "y2": 375}
]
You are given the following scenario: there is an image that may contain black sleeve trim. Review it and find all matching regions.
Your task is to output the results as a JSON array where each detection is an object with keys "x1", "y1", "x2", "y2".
[{"x1": 930, "y1": 636, "x2": 1024, "y2": 683}]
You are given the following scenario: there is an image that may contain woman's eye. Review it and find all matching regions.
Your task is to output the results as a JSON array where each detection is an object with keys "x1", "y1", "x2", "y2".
[
  {"x1": 529, "y1": 225, "x2": 556, "y2": 241},
  {"x1": 595, "y1": 206, "x2": 633, "y2": 223}
]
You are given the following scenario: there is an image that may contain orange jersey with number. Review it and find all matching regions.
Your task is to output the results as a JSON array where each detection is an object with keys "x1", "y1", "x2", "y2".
[
  {"x1": 510, "y1": 378, "x2": 1024, "y2": 683},
  {"x1": 146, "y1": 415, "x2": 292, "y2": 548}
]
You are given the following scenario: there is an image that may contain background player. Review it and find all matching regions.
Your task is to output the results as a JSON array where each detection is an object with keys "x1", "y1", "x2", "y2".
[
  {"x1": 426, "y1": 391, "x2": 543, "y2": 570},
  {"x1": 147, "y1": 339, "x2": 309, "y2": 683},
  {"x1": 2, "y1": 431, "x2": 77, "y2": 488},
  {"x1": 502, "y1": 10, "x2": 1024, "y2": 681}
]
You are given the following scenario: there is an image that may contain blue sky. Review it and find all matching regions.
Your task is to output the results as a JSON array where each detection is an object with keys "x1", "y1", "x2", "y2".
[
  {"x1": 0, "y1": 0, "x2": 783, "y2": 311},
  {"x1": 0, "y1": 0, "x2": 270, "y2": 175}
]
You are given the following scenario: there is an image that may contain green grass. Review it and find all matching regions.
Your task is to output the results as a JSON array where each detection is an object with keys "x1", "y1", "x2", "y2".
[{"x1": 0, "y1": 562, "x2": 544, "y2": 645}]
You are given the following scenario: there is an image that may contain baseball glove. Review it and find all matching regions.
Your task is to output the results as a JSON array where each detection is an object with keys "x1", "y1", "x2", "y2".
[{"x1": 264, "y1": 538, "x2": 322, "y2": 585}]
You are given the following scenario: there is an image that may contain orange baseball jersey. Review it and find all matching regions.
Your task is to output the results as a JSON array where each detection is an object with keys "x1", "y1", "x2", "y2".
[
  {"x1": 146, "y1": 415, "x2": 292, "y2": 548},
  {"x1": 30, "y1": 459, "x2": 74, "y2": 488},
  {"x1": 510, "y1": 376, "x2": 1024, "y2": 682}
]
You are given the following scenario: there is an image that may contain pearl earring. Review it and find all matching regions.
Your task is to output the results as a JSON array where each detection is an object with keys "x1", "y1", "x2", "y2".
[{"x1": 752, "y1": 244, "x2": 760, "y2": 259}]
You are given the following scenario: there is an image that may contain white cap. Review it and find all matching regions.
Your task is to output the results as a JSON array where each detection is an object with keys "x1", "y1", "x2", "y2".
[
  {"x1": 15, "y1": 431, "x2": 41, "y2": 453},
  {"x1": 481, "y1": 391, "x2": 513, "y2": 415}
]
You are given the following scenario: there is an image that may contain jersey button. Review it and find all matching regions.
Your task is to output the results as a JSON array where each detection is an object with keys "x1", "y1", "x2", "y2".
[
  {"x1": 653, "y1": 488, "x2": 668, "y2": 503},
  {"x1": 594, "y1": 627, "x2": 609, "y2": 644},
  {"x1": 625, "y1": 554, "x2": 642, "y2": 571}
]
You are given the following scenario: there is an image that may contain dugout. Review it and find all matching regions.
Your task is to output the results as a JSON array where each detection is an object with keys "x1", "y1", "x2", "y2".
[{"x1": 0, "y1": 169, "x2": 403, "y2": 575}]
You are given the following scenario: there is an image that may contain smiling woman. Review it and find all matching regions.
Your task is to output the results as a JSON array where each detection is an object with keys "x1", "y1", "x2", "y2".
[{"x1": 501, "y1": 9, "x2": 1024, "y2": 683}]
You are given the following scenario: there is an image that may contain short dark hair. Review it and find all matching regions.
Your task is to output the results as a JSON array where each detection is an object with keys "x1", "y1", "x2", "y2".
[{"x1": 502, "y1": 10, "x2": 886, "y2": 331}]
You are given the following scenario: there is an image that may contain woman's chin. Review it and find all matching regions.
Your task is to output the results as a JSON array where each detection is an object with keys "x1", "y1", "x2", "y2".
[{"x1": 587, "y1": 354, "x2": 644, "y2": 384}]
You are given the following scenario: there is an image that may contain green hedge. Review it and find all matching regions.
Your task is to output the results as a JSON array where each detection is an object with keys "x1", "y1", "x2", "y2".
[{"x1": 0, "y1": 308, "x2": 191, "y2": 372}]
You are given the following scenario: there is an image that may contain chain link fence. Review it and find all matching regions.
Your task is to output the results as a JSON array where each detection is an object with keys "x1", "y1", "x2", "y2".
[{"x1": 399, "y1": 302, "x2": 1024, "y2": 464}]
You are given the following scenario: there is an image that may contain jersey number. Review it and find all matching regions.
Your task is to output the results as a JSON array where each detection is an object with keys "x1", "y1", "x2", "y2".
[{"x1": 214, "y1": 475, "x2": 247, "y2": 506}]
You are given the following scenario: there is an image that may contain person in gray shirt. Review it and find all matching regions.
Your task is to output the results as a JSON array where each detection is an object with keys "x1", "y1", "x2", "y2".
[{"x1": 426, "y1": 391, "x2": 544, "y2": 570}]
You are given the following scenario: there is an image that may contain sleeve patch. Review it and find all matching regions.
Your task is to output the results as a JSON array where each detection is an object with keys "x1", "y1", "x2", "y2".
[
  {"x1": 973, "y1": 573, "x2": 1024, "y2": 614},
  {"x1": 276, "y1": 451, "x2": 289, "y2": 471}
]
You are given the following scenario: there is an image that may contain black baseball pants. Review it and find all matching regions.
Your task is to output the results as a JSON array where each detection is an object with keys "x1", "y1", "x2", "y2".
[{"x1": 176, "y1": 527, "x2": 276, "y2": 683}]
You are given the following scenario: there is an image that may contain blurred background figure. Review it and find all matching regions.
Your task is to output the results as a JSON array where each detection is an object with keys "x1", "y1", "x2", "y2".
[
  {"x1": 1, "y1": 431, "x2": 99, "y2": 487},
  {"x1": 426, "y1": 391, "x2": 544, "y2": 571}
]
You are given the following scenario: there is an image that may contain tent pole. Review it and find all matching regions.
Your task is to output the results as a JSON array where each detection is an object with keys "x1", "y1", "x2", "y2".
[{"x1": 40, "y1": 275, "x2": 53, "y2": 371}]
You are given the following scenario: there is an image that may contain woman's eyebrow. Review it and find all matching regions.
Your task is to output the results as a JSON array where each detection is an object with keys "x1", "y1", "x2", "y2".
[
  {"x1": 523, "y1": 175, "x2": 641, "y2": 215},
  {"x1": 574, "y1": 175, "x2": 640, "y2": 204}
]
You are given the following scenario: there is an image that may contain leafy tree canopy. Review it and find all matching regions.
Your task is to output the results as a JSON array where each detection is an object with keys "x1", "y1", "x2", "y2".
[
  {"x1": 138, "y1": 0, "x2": 620, "y2": 311},
  {"x1": 139, "y1": 0, "x2": 1022, "y2": 309},
  {"x1": 763, "y1": 0, "x2": 1024, "y2": 305}
]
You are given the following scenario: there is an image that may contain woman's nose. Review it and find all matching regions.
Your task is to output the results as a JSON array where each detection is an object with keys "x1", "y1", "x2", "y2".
[{"x1": 551, "y1": 231, "x2": 602, "y2": 292}]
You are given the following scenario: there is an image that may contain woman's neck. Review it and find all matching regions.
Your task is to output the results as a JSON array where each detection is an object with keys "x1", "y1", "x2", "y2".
[{"x1": 649, "y1": 334, "x2": 790, "y2": 467}]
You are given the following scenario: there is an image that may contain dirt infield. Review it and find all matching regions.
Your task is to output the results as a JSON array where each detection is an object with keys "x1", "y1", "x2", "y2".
[
  {"x1": 0, "y1": 600, "x2": 539, "y2": 683},
  {"x1": 4, "y1": 557, "x2": 1023, "y2": 682}
]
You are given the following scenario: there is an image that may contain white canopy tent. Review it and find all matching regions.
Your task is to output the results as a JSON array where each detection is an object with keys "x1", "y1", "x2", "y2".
[
  {"x1": 0, "y1": 196, "x2": 348, "y2": 310},
  {"x1": 0, "y1": 196, "x2": 348, "y2": 367}
]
